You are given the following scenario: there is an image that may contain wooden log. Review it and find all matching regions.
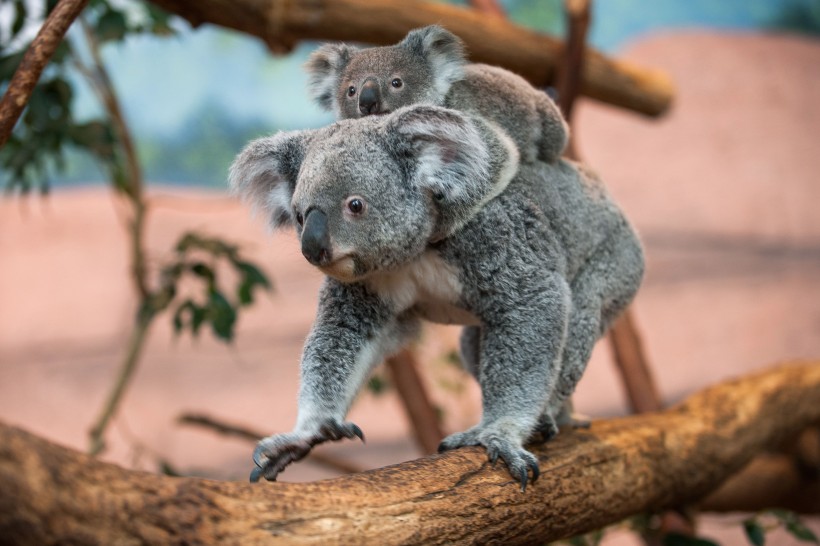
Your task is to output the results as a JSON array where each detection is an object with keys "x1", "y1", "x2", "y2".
[
  {"x1": 146, "y1": 0, "x2": 674, "y2": 117},
  {"x1": 1, "y1": 361, "x2": 818, "y2": 545}
]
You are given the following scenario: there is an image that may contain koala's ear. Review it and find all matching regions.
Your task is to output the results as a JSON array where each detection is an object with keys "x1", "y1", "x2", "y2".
[
  {"x1": 305, "y1": 43, "x2": 357, "y2": 113},
  {"x1": 229, "y1": 131, "x2": 309, "y2": 228},
  {"x1": 399, "y1": 25, "x2": 466, "y2": 98},
  {"x1": 388, "y1": 105, "x2": 503, "y2": 237}
]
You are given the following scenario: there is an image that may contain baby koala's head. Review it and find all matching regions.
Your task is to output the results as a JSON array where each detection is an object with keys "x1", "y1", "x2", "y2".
[{"x1": 305, "y1": 25, "x2": 467, "y2": 119}]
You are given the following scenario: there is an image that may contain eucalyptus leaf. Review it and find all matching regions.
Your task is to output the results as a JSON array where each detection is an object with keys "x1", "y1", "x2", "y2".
[{"x1": 743, "y1": 519, "x2": 765, "y2": 546}]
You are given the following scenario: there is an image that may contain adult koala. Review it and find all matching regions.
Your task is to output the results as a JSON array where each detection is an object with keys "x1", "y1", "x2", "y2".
[
  {"x1": 305, "y1": 25, "x2": 569, "y2": 164},
  {"x1": 229, "y1": 105, "x2": 643, "y2": 491}
]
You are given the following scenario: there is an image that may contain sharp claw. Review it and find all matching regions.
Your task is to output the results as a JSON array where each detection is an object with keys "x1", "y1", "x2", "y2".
[
  {"x1": 489, "y1": 450, "x2": 498, "y2": 466},
  {"x1": 437, "y1": 442, "x2": 447, "y2": 454},
  {"x1": 529, "y1": 460, "x2": 540, "y2": 482},
  {"x1": 252, "y1": 444, "x2": 270, "y2": 468},
  {"x1": 519, "y1": 467, "x2": 528, "y2": 493},
  {"x1": 351, "y1": 423, "x2": 365, "y2": 442},
  {"x1": 249, "y1": 467, "x2": 263, "y2": 483}
]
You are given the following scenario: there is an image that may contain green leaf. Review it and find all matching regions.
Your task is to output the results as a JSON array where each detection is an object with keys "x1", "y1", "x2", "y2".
[
  {"x1": 189, "y1": 261, "x2": 215, "y2": 283},
  {"x1": 12, "y1": 0, "x2": 27, "y2": 38},
  {"x1": 207, "y1": 290, "x2": 237, "y2": 342},
  {"x1": 236, "y1": 261, "x2": 271, "y2": 289},
  {"x1": 0, "y1": 50, "x2": 26, "y2": 80},
  {"x1": 785, "y1": 520, "x2": 819, "y2": 544},
  {"x1": 743, "y1": 519, "x2": 766, "y2": 546},
  {"x1": 95, "y1": 8, "x2": 128, "y2": 43},
  {"x1": 237, "y1": 280, "x2": 254, "y2": 305},
  {"x1": 366, "y1": 374, "x2": 388, "y2": 395}
]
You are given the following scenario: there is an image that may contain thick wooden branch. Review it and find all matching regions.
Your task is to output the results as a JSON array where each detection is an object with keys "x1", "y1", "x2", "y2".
[
  {"x1": 1, "y1": 362, "x2": 818, "y2": 545},
  {"x1": 147, "y1": 0, "x2": 674, "y2": 116},
  {"x1": 0, "y1": 0, "x2": 89, "y2": 148}
]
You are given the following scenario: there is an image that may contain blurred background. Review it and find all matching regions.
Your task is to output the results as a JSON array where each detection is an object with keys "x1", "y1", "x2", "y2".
[{"x1": 1, "y1": 1, "x2": 819, "y2": 544}]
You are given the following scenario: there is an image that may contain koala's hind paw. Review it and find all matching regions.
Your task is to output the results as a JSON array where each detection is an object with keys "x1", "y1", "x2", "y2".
[
  {"x1": 438, "y1": 429, "x2": 540, "y2": 492},
  {"x1": 250, "y1": 421, "x2": 364, "y2": 483},
  {"x1": 485, "y1": 438, "x2": 540, "y2": 492}
]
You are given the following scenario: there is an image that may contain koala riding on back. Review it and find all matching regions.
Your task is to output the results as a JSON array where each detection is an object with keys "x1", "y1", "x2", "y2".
[
  {"x1": 306, "y1": 25, "x2": 569, "y2": 164},
  {"x1": 229, "y1": 105, "x2": 644, "y2": 491}
]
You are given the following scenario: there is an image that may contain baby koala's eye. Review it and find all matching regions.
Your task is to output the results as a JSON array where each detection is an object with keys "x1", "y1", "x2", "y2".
[
  {"x1": 347, "y1": 85, "x2": 356, "y2": 97},
  {"x1": 295, "y1": 211, "x2": 304, "y2": 226},
  {"x1": 391, "y1": 78, "x2": 403, "y2": 89},
  {"x1": 345, "y1": 196, "x2": 366, "y2": 216}
]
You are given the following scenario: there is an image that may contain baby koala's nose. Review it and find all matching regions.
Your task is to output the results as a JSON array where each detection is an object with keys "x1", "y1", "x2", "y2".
[
  {"x1": 301, "y1": 209, "x2": 332, "y2": 266},
  {"x1": 358, "y1": 80, "x2": 382, "y2": 116}
]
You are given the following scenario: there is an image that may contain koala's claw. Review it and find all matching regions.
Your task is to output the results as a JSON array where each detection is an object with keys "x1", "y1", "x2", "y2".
[
  {"x1": 250, "y1": 421, "x2": 365, "y2": 483},
  {"x1": 439, "y1": 429, "x2": 540, "y2": 492},
  {"x1": 485, "y1": 438, "x2": 541, "y2": 492}
]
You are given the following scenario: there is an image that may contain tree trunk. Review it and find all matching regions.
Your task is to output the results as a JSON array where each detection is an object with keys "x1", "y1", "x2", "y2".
[
  {"x1": 1, "y1": 362, "x2": 818, "y2": 545},
  {"x1": 146, "y1": 0, "x2": 674, "y2": 117}
]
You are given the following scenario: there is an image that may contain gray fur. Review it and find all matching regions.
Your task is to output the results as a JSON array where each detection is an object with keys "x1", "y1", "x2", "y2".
[
  {"x1": 229, "y1": 105, "x2": 643, "y2": 490},
  {"x1": 305, "y1": 25, "x2": 569, "y2": 164}
]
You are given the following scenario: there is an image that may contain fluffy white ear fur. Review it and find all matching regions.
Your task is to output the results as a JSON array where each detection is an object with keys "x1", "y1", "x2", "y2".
[
  {"x1": 228, "y1": 131, "x2": 306, "y2": 228},
  {"x1": 304, "y1": 43, "x2": 357, "y2": 116},
  {"x1": 399, "y1": 25, "x2": 466, "y2": 100},
  {"x1": 390, "y1": 106, "x2": 490, "y2": 205}
]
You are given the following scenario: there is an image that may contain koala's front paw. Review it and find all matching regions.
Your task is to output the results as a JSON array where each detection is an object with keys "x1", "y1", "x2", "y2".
[
  {"x1": 438, "y1": 427, "x2": 540, "y2": 492},
  {"x1": 250, "y1": 421, "x2": 364, "y2": 483}
]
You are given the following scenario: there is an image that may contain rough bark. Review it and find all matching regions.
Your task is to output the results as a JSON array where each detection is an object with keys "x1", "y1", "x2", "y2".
[
  {"x1": 146, "y1": 0, "x2": 674, "y2": 117},
  {"x1": 0, "y1": 0, "x2": 88, "y2": 148},
  {"x1": 1, "y1": 362, "x2": 818, "y2": 545}
]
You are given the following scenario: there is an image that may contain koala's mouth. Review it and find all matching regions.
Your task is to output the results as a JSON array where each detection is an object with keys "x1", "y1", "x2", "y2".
[{"x1": 318, "y1": 255, "x2": 358, "y2": 282}]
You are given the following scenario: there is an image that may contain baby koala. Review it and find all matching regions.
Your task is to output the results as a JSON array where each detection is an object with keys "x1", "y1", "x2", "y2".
[
  {"x1": 306, "y1": 24, "x2": 569, "y2": 164},
  {"x1": 229, "y1": 105, "x2": 643, "y2": 491}
]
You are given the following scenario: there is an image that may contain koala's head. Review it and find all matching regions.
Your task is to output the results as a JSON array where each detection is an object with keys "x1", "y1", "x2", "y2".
[
  {"x1": 305, "y1": 25, "x2": 466, "y2": 119},
  {"x1": 230, "y1": 105, "x2": 515, "y2": 284}
]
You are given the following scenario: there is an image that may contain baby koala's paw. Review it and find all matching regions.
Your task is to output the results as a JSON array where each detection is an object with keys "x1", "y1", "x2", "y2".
[
  {"x1": 439, "y1": 425, "x2": 540, "y2": 492},
  {"x1": 250, "y1": 420, "x2": 364, "y2": 482}
]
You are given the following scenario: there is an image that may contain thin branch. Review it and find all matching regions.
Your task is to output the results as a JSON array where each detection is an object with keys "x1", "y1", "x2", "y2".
[
  {"x1": 385, "y1": 349, "x2": 445, "y2": 454},
  {"x1": 0, "y1": 0, "x2": 89, "y2": 148}
]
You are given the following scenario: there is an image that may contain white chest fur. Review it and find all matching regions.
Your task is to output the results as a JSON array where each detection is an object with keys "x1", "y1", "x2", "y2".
[{"x1": 366, "y1": 251, "x2": 480, "y2": 326}]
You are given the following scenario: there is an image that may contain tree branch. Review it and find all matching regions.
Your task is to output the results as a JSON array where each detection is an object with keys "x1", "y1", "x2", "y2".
[
  {"x1": 0, "y1": 0, "x2": 89, "y2": 149},
  {"x1": 146, "y1": 0, "x2": 674, "y2": 117},
  {"x1": 1, "y1": 362, "x2": 818, "y2": 544}
]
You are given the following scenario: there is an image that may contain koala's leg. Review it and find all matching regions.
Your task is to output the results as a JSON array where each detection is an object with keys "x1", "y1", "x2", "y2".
[
  {"x1": 251, "y1": 281, "x2": 418, "y2": 482},
  {"x1": 535, "y1": 93, "x2": 570, "y2": 163},
  {"x1": 550, "y1": 221, "x2": 644, "y2": 414},
  {"x1": 439, "y1": 274, "x2": 571, "y2": 491}
]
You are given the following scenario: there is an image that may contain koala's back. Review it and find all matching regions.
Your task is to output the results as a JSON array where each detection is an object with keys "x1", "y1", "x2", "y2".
[
  {"x1": 448, "y1": 158, "x2": 631, "y2": 290},
  {"x1": 446, "y1": 64, "x2": 568, "y2": 163}
]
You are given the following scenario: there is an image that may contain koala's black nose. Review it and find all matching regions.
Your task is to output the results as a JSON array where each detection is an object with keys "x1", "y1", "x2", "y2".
[
  {"x1": 358, "y1": 80, "x2": 382, "y2": 116},
  {"x1": 301, "y1": 209, "x2": 332, "y2": 266}
]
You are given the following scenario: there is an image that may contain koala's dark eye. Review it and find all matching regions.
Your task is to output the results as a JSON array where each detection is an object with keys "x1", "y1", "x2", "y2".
[
  {"x1": 295, "y1": 211, "x2": 304, "y2": 226},
  {"x1": 345, "y1": 196, "x2": 366, "y2": 216},
  {"x1": 434, "y1": 192, "x2": 445, "y2": 201},
  {"x1": 391, "y1": 78, "x2": 403, "y2": 89},
  {"x1": 347, "y1": 86, "x2": 356, "y2": 97}
]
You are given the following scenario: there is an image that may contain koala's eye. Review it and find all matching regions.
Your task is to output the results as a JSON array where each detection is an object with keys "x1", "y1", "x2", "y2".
[
  {"x1": 347, "y1": 85, "x2": 356, "y2": 97},
  {"x1": 345, "y1": 196, "x2": 366, "y2": 216},
  {"x1": 295, "y1": 211, "x2": 304, "y2": 226},
  {"x1": 391, "y1": 78, "x2": 403, "y2": 89}
]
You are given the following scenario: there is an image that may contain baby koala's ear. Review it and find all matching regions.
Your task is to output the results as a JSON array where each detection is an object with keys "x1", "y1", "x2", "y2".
[
  {"x1": 398, "y1": 25, "x2": 466, "y2": 98},
  {"x1": 305, "y1": 43, "x2": 357, "y2": 113},
  {"x1": 229, "y1": 130, "x2": 311, "y2": 228}
]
